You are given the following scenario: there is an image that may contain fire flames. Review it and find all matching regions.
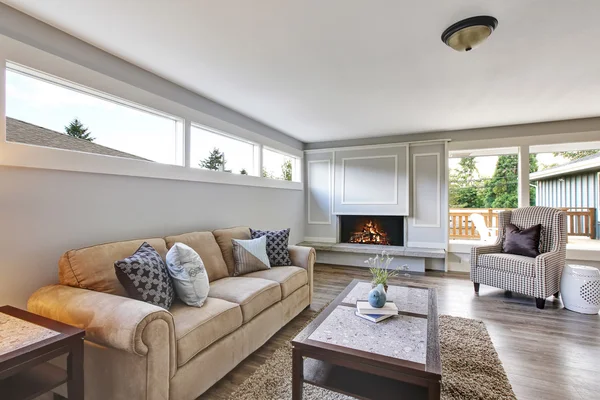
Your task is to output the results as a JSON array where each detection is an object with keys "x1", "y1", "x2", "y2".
[{"x1": 349, "y1": 220, "x2": 390, "y2": 245}]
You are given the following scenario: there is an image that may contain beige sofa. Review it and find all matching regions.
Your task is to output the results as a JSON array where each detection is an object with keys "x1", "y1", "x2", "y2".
[{"x1": 27, "y1": 227, "x2": 315, "y2": 400}]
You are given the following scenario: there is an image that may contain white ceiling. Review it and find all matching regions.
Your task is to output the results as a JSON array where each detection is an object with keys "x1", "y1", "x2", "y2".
[{"x1": 4, "y1": 0, "x2": 600, "y2": 143}]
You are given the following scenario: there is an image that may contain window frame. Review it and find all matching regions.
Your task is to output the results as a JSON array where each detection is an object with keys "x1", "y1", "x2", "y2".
[
  {"x1": 6, "y1": 61, "x2": 186, "y2": 166},
  {"x1": 190, "y1": 122, "x2": 259, "y2": 176},
  {"x1": 0, "y1": 35, "x2": 302, "y2": 191},
  {"x1": 262, "y1": 145, "x2": 302, "y2": 182}
]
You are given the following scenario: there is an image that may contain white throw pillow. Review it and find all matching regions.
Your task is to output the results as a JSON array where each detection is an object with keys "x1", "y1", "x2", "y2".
[{"x1": 166, "y1": 242, "x2": 210, "y2": 307}]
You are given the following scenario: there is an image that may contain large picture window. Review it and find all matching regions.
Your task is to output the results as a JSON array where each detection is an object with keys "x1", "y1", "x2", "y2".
[
  {"x1": 191, "y1": 124, "x2": 258, "y2": 175},
  {"x1": 5, "y1": 63, "x2": 184, "y2": 165},
  {"x1": 262, "y1": 147, "x2": 300, "y2": 181}
]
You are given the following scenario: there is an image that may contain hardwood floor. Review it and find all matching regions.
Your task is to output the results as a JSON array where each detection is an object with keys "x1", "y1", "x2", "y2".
[{"x1": 201, "y1": 264, "x2": 600, "y2": 400}]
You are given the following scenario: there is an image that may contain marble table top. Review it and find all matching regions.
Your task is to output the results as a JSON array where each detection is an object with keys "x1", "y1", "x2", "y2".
[
  {"x1": 0, "y1": 312, "x2": 60, "y2": 357},
  {"x1": 342, "y1": 281, "x2": 430, "y2": 316},
  {"x1": 307, "y1": 305, "x2": 428, "y2": 364}
]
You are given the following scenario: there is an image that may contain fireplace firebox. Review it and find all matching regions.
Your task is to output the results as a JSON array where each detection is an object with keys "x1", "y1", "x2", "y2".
[{"x1": 339, "y1": 215, "x2": 404, "y2": 246}]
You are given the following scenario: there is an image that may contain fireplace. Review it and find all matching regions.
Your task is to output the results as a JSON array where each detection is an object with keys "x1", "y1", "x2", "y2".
[{"x1": 339, "y1": 215, "x2": 404, "y2": 246}]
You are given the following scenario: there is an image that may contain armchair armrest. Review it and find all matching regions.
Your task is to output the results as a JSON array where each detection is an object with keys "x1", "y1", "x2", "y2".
[
  {"x1": 28, "y1": 284, "x2": 176, "y2": 377},
  {"x1": 470, "y1": 243, "x2": 502, "y2": 265},
  {"x1": 288, "y1": 245, "x2": 316, "y2": 303},
  {"x1": 534, "y1": 250, "x2": 566, "y2": 298}
]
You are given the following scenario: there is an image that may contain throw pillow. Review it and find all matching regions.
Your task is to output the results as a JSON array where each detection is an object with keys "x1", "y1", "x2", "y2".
[
  {"x1": 166, "y1": 242, "x2": 210, "y2": 307},
  {"x1": 502, "y1": 223, "x2": 542, "y2": 258},
  {"x1": 114, "y1": 242, "x2": 175, "y2": 309},
  {"x1": 232, "y1": 236, "x2": 271, "y2": 276},
  {"x1": 250, "y1": 228, "x2": 292, "y2": 266}
]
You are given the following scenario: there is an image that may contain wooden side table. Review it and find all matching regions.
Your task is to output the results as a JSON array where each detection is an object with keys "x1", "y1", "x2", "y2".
[{"x1": 0, "y1": 306, "x2": 85, "y2": 400}]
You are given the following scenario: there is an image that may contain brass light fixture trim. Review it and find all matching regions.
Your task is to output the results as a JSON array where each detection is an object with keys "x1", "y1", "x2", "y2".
[{"x1": 441, "y1": 16, "x2": 498, "y2": 52}]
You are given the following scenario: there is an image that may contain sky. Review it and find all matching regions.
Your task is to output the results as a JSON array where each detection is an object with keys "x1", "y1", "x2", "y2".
[{"x1": 6, "y1": 68, "x2": 295, "y2": 179}]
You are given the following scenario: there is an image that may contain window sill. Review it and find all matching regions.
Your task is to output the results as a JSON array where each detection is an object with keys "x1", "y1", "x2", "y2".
[{"x1": 0, "y1": 141, "x2": 303, "y2": 190}]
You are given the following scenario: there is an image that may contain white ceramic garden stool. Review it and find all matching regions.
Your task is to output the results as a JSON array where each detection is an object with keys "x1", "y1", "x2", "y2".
[{"x1": 560, "y1": 264, "x2": 600, "y2": 314}]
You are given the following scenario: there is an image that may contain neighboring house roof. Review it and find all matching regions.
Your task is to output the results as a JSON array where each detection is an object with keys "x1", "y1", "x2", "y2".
[
  {"x1": 530, "y1": 152, "x2": 600, "y2": 181},
  {"x1": 6, "y1": 117, "x2": 149, "y2": 161}
]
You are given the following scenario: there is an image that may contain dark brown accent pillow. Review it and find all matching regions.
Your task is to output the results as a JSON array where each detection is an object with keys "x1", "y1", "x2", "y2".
[{"x1": 502, "y1": 223, "x2": 542, "y2": 258}]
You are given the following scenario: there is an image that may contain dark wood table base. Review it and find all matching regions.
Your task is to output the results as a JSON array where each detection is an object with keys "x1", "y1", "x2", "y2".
[
  {"x1": 291, "y1": 280, "x2": 441, "y2": 400},
  {"x1": 0, "y1": 306, "x2": 85, "y2": 400}
]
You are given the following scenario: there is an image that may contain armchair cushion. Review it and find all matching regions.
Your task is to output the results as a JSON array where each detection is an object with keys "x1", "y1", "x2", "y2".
[{"x1": 478, "y1": 253, "x2": 535, "y2": 277}]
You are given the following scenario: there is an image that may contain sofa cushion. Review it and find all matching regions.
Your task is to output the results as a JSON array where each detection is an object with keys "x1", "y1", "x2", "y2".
[
  {"x1": 212, "y1": 227, "x2": 251, "y2": 276},
  {"x1": 170, "y1": 298, "x2": 243, "y2": 366},
  {"x1": 59, "y1": 238, "x2": 168, "y2": 296},
  {"x1": 165, "y1": 232, "x2": 229, "y2": 282},
  {"x1": 478, "y1": 253, "x2": 536, "y2": 277},
  {"x1": 208, "y1": 277, "x2": 281, "y2": 323},
  {"x1": 245, "y1": 267, "x2": 308, "y2": 298}
]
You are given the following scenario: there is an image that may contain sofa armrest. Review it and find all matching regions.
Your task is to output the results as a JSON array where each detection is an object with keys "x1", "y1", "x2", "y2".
[
  {"x1": 288, "y1": 245, "x2": 316, "y2": 304},
  {"x1": 28, "y1": 285, "x2": 177, "y2": 377}
]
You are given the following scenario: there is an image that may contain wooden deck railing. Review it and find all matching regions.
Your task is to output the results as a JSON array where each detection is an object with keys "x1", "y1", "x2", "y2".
[
  {"x1": 449, "y1": 208, "x2": 507, "y2": 240},
  {"x1": 559, "y1": 207, "x2": 597, "y2": 239},
  {"x1": 449, "y1": 207, "x2": 597, "y2": 240}
]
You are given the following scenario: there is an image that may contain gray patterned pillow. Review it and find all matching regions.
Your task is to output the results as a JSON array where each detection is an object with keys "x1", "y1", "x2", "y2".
[
  {"x1": 250, "y1": 228, "x2": 292, "y2": 266},
  {"x1": 114, "y1": 242, "x2": 175, "y2": 309}
]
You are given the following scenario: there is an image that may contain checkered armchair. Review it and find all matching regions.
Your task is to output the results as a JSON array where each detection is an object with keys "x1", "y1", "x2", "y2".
[{"x1": 470, "y1": 206, "x2": 567, "y2": 309}]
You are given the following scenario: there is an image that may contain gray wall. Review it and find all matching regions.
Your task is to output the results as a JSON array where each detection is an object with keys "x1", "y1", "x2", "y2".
[{"x1": 0, "y1": 166, "x2": 304, "y2": 308}]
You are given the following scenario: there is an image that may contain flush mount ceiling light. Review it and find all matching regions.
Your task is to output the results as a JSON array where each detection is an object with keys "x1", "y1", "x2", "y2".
[{"x1": 441, "y1": 16, "x2": 498, "y2": 52}]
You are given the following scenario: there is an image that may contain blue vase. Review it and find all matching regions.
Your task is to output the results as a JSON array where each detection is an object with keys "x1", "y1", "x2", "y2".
[{"x1": 368, "y1": 284, "x2": 387, "y2": 308}]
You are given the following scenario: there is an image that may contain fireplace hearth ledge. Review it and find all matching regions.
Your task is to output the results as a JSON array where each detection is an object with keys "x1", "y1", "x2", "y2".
[{"x1": 297, "y1": 241, "x2": 445, "y2": 259}]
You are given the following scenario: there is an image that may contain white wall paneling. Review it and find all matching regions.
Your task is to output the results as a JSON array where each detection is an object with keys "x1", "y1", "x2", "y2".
[
  {"x1": 407, "y1": 143, "x2": 447, "y2": 250},
  {"x1": 412, "y1": 153, "x2": 441, "y2": 227},
  {"x1": 307, "y1": 160, "x2": 332, "y2": 224},
  {"x1": 333, "y1": 145, "x2": 409, "y2": 216},
  {"x1": 341, "y1": 155, "x2": 398, "y2": 205},
  {"x1": 304, "y1": 152, "x2": 337, "y2": 241}
]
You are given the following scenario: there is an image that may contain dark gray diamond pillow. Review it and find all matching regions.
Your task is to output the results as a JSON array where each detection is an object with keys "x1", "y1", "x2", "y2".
[
  {"x1": 250, "y1": 228, "x2": 292, "y2": 266},
  {"x1": 114, "y1": 242, "x2": 175, "y2": 309}
]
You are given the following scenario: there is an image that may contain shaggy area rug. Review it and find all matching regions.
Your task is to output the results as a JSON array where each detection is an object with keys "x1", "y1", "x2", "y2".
[{"x1": 228, "y1": 315, "x2": 516, "y2": 400}]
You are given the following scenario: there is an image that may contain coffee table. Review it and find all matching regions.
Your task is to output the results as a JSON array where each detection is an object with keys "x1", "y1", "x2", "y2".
[{"x1": 292, "y1": 279, "x2": 441, "y2": 400}]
